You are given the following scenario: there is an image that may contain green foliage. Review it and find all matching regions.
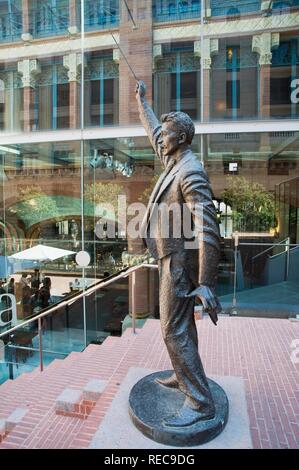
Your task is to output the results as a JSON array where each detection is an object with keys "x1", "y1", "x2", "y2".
[
  {"x1": 138, "y1": 175, "x2": 160, "y2": 205},
  {"x1": 84, "y1": 182, "x2": 126, "y2": 217},
  {"x1": 222, "y1": 176, "x2": 276, "y2": 232},
  {"x1": 15, "y1": 186, "x2": 59, "y2": 226}
]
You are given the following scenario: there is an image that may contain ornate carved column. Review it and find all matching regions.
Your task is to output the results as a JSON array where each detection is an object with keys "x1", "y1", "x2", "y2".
[
  {"x1": 205, "y1": 0, "x2": 212, "y2": 18},
  {"x1": 113, "y1": 49, "x2": 120, "y2": 124},
  {"x1": 252, "y1": 32, "x2": 280, "y2": 119},
  {"x1": 195, "y1": 38, "x2": 219, "y2": 121},
  {"x1": 17, "y1": 59, "x2": 41, "y2": 132},
  {"x1": 119, "y1": 0, "x2": 153, "y2": 125},
  {"x1": 63, "y1": 53, "x2": 82, "y2": 128},
  {"x1": 153, "y1": 44, "x2": 170, "y2": 118},
  {"x1": 252, "y1": 32, "x2": 279, "y2": 149},
  {"x1": 0, "y1": 73, "x2": 13, "y2": 130},
  {"x1": 68, "y1": 0, "x2": 79, "y2": 36},
  {"x1": 21, "y1": 0, "x2": 33, "y2": 42}
]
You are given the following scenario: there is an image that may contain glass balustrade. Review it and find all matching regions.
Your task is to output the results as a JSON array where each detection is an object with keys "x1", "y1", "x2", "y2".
[
  {"x1": 0, "y1": 264, "x2": 159, "y2": 384},
  {"x1": 218, "y1": 239, "x2": 299, "y2": 317}
]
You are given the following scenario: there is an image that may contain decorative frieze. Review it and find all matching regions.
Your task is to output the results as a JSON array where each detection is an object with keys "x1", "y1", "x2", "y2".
[
  {"x1": 155, "y1": 51, "x2": 200, "y2": 73},
  {"x1": 154, "y1": 11, "x2": 299, "y2": 42}
]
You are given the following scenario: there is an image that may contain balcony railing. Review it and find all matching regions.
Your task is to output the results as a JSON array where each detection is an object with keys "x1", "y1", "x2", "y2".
[
  {"x1": 84, "y1": 2, "x2": 119, "y2": 31},
  {"x1": 30, "y1": 5, "x2": 69, "y2": 38},
  {"x1": 0, "y1": 11, "x2": 22, "y2": 42},
  {"x1": 211, "y1": 0, "x2": 261, "y2": 17},
  {"x1": 153, "y1": 0, "x2": 201, "y2": 23}
]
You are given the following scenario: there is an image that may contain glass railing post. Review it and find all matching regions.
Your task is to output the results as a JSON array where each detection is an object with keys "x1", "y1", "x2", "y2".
[
  {"x1": 286, "y1": 237, "x2": 290, "y2": 281},
  {"x1": 8, "y1": 339, "x2": 14, "y2": 380},
  {"x1": 232, "y1": 232, "x2": 239, "y2": 315},
  {"x1": 132, "y1": 270, "x2": 136, "y2": 334},
  {"x1": 38, "y1": 317, "x2": 43, "y2": 372}
]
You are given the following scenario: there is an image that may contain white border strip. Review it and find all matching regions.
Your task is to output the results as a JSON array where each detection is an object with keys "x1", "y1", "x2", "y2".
[{"x1": 0, "y1": 120, "x2": 298, "y2": 145}]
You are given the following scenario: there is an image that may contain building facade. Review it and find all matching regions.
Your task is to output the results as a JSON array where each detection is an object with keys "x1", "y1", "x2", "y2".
[{"x1": 0, "y1": 0, "x2": 299, "y2": 345}]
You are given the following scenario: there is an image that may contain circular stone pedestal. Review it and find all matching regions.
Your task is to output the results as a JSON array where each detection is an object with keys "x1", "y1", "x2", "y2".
[{"x1": 129, "y1": 370, "x2": 229, "y2": 447}]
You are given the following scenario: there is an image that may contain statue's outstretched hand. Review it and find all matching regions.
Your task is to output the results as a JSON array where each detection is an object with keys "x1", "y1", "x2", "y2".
[
  {"x1": 135, "y1": 80, "x2": 146, "y2": 99},
  {"x1": 185, "y1": 285, "x2": 222, "y2": 326}
]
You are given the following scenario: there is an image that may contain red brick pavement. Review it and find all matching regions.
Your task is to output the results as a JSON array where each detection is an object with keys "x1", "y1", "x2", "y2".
[{"x1": 0, "y1": 317, "x2": 298, "y2": 449}]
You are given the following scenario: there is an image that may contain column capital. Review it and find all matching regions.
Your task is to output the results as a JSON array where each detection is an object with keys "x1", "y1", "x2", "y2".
[
  {"x1": 153, "y1": 44, "x2": 162, "y2": 70},
  {"x1": 0, "y1": 72, "x2": 10, "y2": 88},
  {"x1": 63, "y1": 53, "x2": 82, "y2": 82},
  {"x1": 194, "y1": 40, "x2": 201, "y2": 58},
  {"x1": 252, "y1": 32, "x2": 280, "y2": 65},
  {"x1": 202, "y1": 38, "x2": 219, "y2": 69},
  {"x1": 17, "y1": 59, "x2": 41, "y2": 88},
  {"x1": 113, "y1": 48, "x2": 120, "y2": 64}
]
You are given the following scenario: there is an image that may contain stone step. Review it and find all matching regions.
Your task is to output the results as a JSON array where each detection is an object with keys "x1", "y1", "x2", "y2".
[{"x1": 0, "y1": 320, "x2": 159, "y2": 449}]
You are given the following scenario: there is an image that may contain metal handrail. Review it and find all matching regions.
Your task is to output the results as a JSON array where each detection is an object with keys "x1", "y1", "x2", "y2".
[
  {"x1": 0, "y1": 263, "x2": 158, "y2": 340},
  {"x1": 251, "y1": 237, "x2": 289, "y2": 262}
]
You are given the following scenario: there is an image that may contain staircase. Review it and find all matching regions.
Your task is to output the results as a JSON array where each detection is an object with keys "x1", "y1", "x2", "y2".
[
  {"x1": 0, "y1": 316, "x2": 298, "y2": 449},
  {"x1": 0, "y1": 320, "x2": 170, "y2": 449}
]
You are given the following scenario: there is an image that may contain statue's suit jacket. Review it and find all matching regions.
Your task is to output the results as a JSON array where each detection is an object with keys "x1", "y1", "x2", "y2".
[{"x1": 141, "y1": 126, "x2": 221, "y2": 297}]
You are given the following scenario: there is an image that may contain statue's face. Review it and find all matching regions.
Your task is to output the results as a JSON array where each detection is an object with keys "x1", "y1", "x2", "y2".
[{"x1": 158, "y1": 121, "x2": 180, "y2": 157}]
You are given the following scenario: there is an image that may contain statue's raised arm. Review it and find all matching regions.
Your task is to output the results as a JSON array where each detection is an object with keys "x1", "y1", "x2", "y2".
[{"x1": 135, "y1": 81, "x2": 163, "y2": 164}]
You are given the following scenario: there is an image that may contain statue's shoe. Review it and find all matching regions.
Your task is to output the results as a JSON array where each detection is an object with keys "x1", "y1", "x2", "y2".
[
  {"x1": 163, "y1": 404, "x2": 215, "y2": 427},
  {"x1": 155, "y1": 374, "x2": 179, "y2": 389}
]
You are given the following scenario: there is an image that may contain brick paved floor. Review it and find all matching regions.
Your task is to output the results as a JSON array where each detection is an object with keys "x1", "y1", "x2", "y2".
[{"x1": 0, "y1": 317, "x2": 298, "y2": 449}]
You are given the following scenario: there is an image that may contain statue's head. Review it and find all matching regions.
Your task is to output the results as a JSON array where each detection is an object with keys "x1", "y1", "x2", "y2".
[{"x1": 159, "y1": 112, "x2": 195, "y2": 157}]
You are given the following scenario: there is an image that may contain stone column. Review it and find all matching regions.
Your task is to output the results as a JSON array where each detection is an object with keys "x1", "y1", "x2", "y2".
[
  {"x1": 205, "y1": 0, "x2": 212, "y2": 18},
  {"x1": 153, "y1": 44, "x2": 169, "y2": 117},
  {"x1": 252, "y1": 32, "x2": 280, "y2": 149},
  {"x1": 194, "y1": 38, "x2": 219, "y2": 122},
  {"x1": 68, "y1": 0, "x2": 79, "y2": 35},
  {"x1": 63, "y1": 53, "x2": 82, "y2": 129},
  {"x1": 17, "y1": 59, "x2": 41, "y2": 132},
  {"x1": 127, "y1": 183, "x2": 152, "y2": 319},
  {"x1": 119, "y1": 0, "x2": 153, "y2": 125},
  {"x1": 113, "y1": 49, "x2": 120, "y2": 124},
  {"x1": 21, "y1": 0, "x2": 33, "y2": 42},
  {"x1": 0, "y1": 73, "x2": 13, "y2": 131}
]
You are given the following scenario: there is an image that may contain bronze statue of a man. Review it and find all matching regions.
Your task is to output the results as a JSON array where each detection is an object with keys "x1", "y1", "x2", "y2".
[{"x1": 136, "y1": 81, "x2": 222, "y2": 428}]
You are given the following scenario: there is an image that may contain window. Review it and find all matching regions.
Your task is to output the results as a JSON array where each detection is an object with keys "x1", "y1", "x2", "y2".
[
  {"x1": 226, "y1": 80, "x2": 240, "y2": 110},
  {"x1": 270, "y1": 77, "x2": 292, "y2": 105}
]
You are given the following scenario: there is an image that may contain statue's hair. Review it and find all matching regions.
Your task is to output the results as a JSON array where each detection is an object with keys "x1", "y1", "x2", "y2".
[{"x1": 160, "y1": 112, "x2": 195, "y2": 145}]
